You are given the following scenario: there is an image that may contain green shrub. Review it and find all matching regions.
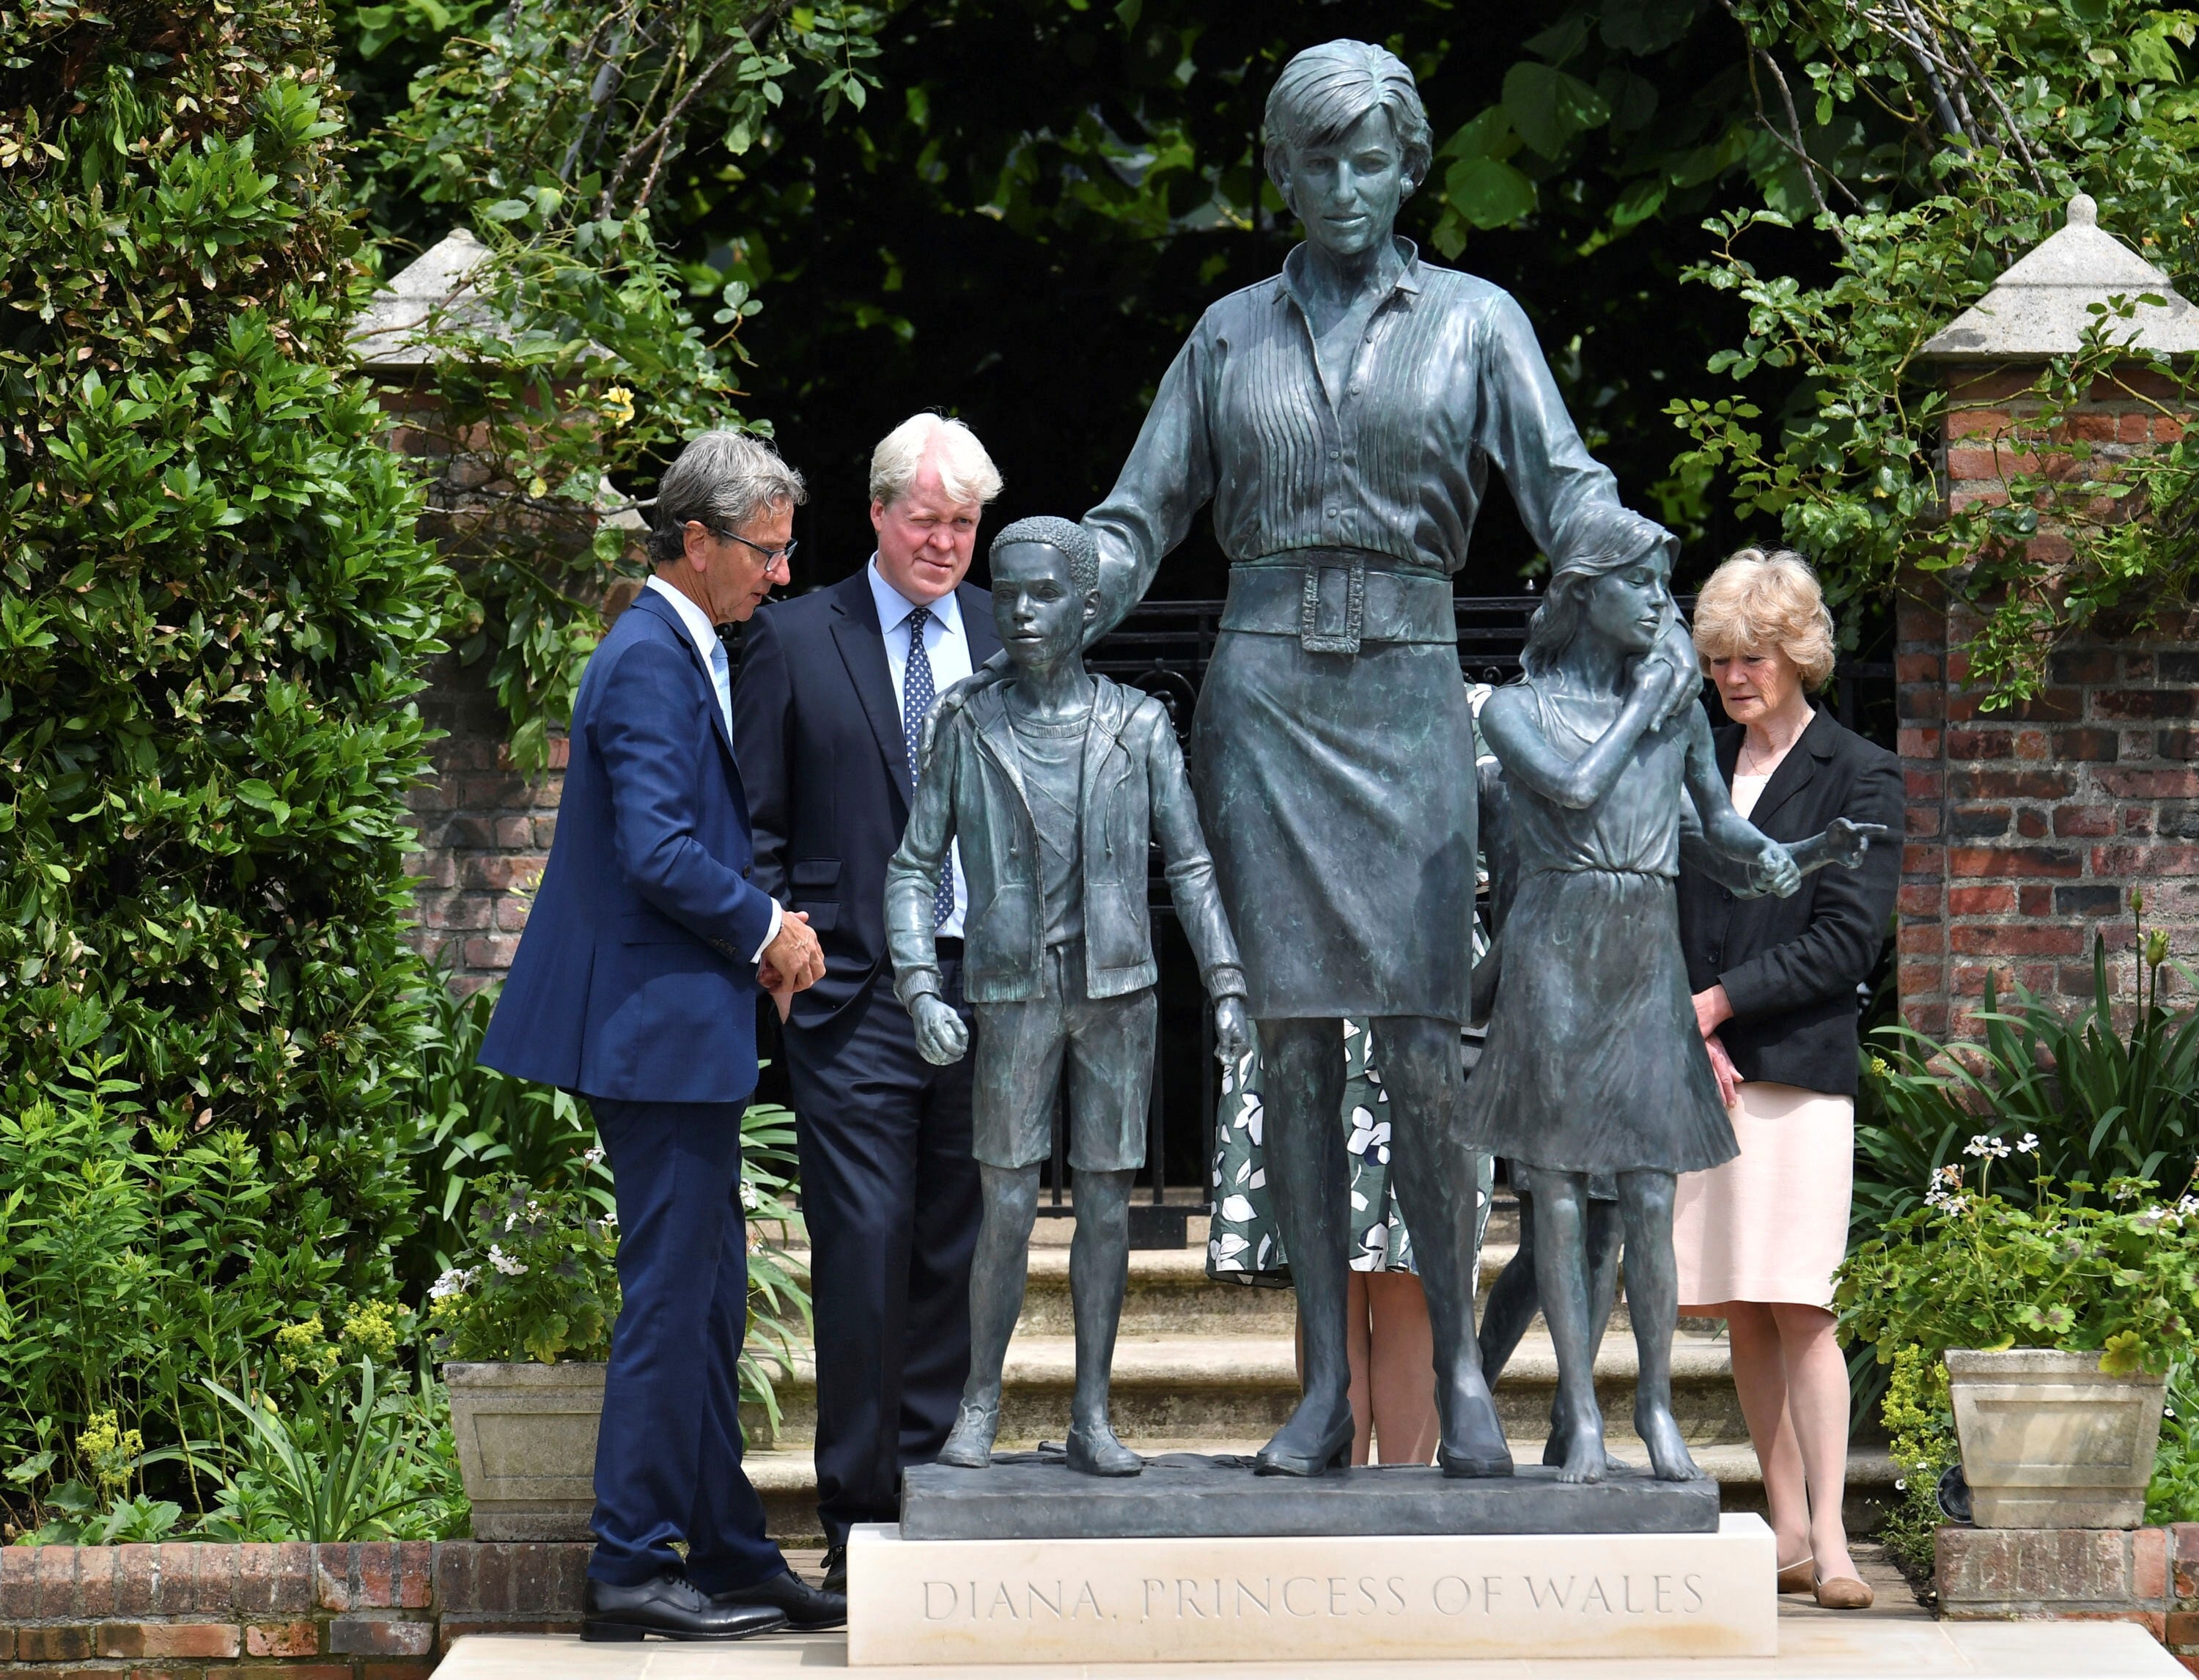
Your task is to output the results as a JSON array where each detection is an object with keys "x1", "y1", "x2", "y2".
[
  {"x1": 0, "y1": 1050, "x2": 353, "y2": 1519},
  {"x1": 1, "y1": 0, "x2": 455, "y2": 1273},
  {"x1": 401, "y1": 975, "x2": 609, "y2": 1289},
  {"x1": 1855, "y1": 910, "x2": 2199, "y2": 1235},
  {"x1": 427, "y1": 1173, "x2": 622, "y2": 1366}
]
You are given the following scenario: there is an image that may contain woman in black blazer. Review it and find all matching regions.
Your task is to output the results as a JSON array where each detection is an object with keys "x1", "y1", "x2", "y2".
[{"x1": 1672, "y1": 550, "x2": 1900, "y2": 1612}]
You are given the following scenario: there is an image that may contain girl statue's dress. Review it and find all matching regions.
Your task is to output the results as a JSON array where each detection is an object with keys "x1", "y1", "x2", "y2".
[{"x1": 1462, "y1": 677, "x2": 1737, "y2": 1179}]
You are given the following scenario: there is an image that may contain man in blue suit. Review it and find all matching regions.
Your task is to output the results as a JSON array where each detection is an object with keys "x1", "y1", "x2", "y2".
[{"x1": 479, "y1": 430, "x2": 844, "y2": 1642}]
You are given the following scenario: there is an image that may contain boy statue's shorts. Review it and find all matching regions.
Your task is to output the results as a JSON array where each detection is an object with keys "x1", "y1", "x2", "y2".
[{"x1": 970, "y1": 938, "x2": 1156, "y2": 1173}]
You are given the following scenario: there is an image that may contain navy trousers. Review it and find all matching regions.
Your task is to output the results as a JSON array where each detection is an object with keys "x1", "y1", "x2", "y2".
[
  {"x1": 587, "y1": 1097, "x2": 786, "y2": 1593},
  {"x1": 784, "y1": 959, "x2": 981, "y2": 1545}
]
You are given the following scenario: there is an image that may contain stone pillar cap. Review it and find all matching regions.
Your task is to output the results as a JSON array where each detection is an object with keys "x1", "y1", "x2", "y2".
[
  {"x1": 1921, "y1": 193, "x2": 2199, "y2": 361},
  {"x1": 349, "y1": 228, "x2": 499, "y2": 369}
]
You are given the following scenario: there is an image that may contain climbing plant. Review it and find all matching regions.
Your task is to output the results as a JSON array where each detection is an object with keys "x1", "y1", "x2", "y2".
[
  {"x1": 1665, "y1": 0, "x2": 2199, "y2": 693},
  {"x1": 345, "y1": 0, "x2": 885, "y2": 767}
]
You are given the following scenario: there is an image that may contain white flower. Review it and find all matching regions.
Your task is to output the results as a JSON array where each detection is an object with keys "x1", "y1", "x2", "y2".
[
  {"x1": 2178, "y1": 1195, "x2": 2199, "y2": 1219},
  {"x1": 583, "y1": 1144, "x2": 605, "y2": 1166},
  {"x1": 740, "y1": 1179, "x2": 760, "y2": 1210},
  {"x1": 1964, "y1": 1134, "x2": 2011, "y2": 1160},
  {"x1": 1893, "y1": 1478, "x2": 1907, "y2": 1492},
  {"x1": 601, "y1": 1209, "x2": 618, "y2": 1228},
  {"x1": 2016, "y1": 1133, "x2": 2040, "y2": 1154},
  {"x1": 487, "y1": 1243, "x2": 529, "y2": 1276},
  {"x1": 429, "y1": 1268, "x2": 469, "y2": 1300}
]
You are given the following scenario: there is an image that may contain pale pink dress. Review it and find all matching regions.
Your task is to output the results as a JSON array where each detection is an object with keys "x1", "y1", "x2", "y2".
[{"x1": 1671, "y1": 774, "x2": 1856, "y2": 1313}]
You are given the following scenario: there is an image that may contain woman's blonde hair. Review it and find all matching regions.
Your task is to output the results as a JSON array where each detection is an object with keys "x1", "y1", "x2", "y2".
[{"x1": 1691, "y1": 548, "x2": 1838, "y2": 690}]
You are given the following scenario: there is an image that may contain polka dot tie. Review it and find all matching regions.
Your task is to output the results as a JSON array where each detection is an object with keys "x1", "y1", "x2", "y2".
[{"x1": 903, "y1": 607, "x2": 955, "y2": 931}]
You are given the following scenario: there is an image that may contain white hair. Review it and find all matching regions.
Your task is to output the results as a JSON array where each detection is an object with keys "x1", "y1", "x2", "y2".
[{"x1": 868, "y1": 413, "x2": 1003, "y2": 510}]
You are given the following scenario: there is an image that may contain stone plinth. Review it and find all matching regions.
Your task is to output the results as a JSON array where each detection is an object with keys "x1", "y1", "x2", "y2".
[
  {"x1": 844, "y1": 1514, "x2": 1777, "y2": 1665},
  {"x1": 901, "y1": 1456, "x2": 1720, "y2": 1541}
]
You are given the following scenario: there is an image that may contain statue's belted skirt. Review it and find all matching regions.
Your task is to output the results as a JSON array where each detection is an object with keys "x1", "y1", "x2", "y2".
[{"x1": 1190, "y1": 554, "x2": 1476, "y2": 1024}]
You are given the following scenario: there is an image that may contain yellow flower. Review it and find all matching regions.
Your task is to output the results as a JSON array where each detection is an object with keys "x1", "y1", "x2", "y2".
[
  {"x1": 275, "y1": 1313, "x2": 339, "y2": 1382},
  {"x1": 340, "y1": 1300, "x2": 401, "y2": 1363},
  {"x1": 601, "y1": 385, "x2": 636, "y2": 427},
  {"x1": 77, "y1": 1410, "x2": 144, "y2": 1492}
]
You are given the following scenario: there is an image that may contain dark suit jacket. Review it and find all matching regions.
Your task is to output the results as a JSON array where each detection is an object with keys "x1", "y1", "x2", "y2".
[
  {"x1": 479, "y1": 588, "x2": 777, "y2": 1102},
  {"x1": 1676, "y1": 705, "x2": 1901, "y2": 1097},
  {"x1": 732, "y1": 569, "x2": 1001, "y2": 1028}
]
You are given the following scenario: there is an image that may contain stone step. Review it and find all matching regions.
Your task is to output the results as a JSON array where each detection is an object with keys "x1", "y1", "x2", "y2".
[
  {"x1": 743, "y1": 1329, "x2": 1747, "y2": 1451},
  {"x1": 744, "y1": 1437, "x2": 1898, "y2": 1549},
  {"x1": 778, "y1": 1236, "x2": 1628, "y2": 1339}
]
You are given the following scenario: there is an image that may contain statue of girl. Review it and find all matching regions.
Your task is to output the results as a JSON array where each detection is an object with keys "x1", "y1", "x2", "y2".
[{"x1": 1463, "y1": 507, "x2": 1826, "y2": 1484}]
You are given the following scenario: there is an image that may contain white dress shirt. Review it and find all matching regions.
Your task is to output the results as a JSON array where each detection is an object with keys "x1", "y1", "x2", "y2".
[
  {"x1": 644, "y1": 575, "x2": 781, "y2": 962},
  {"x1": 868, "y1": 557, "x2": 970, "y2": 938}
]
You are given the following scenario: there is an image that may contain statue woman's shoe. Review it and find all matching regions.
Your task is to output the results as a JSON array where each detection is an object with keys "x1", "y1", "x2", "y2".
[
  {"x1": 1065, "y1": 1423, "x2": 1143, "y2": 1477},
  {"x1": 1254, "y1": 1407, "x2": 1354, "y2": 1478},
  {"x1": 935, "y1": 1401, "x2": 999, "y2": 1469},
  {"x1": 1437, "y1": 1391, "x2": 1515, "y2": 1478}
]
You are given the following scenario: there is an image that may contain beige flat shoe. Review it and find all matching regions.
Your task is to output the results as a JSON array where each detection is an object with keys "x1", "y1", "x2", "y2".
[
  {"x1": 1813, "y1": 1572, "x2": 1875, "y2": 1610},
  {"x1": 1776, "y1": 1556, "x2": 1815, "y2": 1595}
]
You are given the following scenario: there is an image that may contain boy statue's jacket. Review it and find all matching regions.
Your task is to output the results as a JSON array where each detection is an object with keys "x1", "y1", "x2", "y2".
[{"x1": 887, "y1": 676, "x2": 1246, "y2": 1008}]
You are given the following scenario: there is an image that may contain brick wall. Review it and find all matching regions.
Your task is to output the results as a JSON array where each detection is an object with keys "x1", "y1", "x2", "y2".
[
  {"x1": 1939, "y1": 1523, "x2": 2199, "y2": 1667},
  {"x1": 406, "y1": 656, "x2": 566, "y2": 995},
  {"x1": 1896, "y1": 367, "x2": 2199, "y2": 1036},
  {"x1": 0, "y1": 1541, "x2": 588, "y2": 1679}
]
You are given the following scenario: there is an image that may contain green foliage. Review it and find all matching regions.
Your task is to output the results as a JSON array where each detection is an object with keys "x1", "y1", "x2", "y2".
[
  {"x1": 1, "y1": 0, "x2": 454, "y2": 1307},
  {"x1": 428, "y1": 1172, "x2": 623, "y2": 1366},
  {"x1": 197, "y1": 1357, "x2": 463, "y2": 1543},
  {"x1": 403, "y1": 976, "x2": 609, "y2": 1286},
  {"x1": 1854, "y1": 906, "x2": 2199, "y2": 1234},
  {"x1": 1671, "y1": 1, "x2": 2199, "y2": 683},
  {"x1": 345, "y1": 1, "x2": 884, "y2": 765},
  {"x1": 2148, "y1": 1358, "x2": 2199, "y2": 1525},
  {"x1": 1837, "y1": 1165, "x2": 2199, "y2": 1377},
  {"x1": 1876, "y1": 1344, "x2": 1959, "y2": 1577},
  {"x1": 0, "y1": 1051, "x2": 353, "y2": 1523}
]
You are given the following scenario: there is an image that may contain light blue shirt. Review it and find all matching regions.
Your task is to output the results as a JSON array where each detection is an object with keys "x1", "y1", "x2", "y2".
[
  {"x1": 868, "y1": 557, "x2": 970, "y2": 939},
  {"x1": 644, "y1": 575, "x2": 780, "y2": 962}
]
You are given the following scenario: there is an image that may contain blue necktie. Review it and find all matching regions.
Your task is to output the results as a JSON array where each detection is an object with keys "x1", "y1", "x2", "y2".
[
  {"x1": 708, "y1": 637, "x2": 733, "y2": 739},
  {"x1": 902, "y1": 608, "x2": 955, "y2": 930}
]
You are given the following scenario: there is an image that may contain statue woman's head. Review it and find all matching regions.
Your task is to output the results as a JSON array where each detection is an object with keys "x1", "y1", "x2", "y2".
[
  {"x1": 1264, "y1": 41, "x2": 1431, "y2": 260},
  {"x1": 1520, "y1": 507, "x2": 1679, "y2": 677}
]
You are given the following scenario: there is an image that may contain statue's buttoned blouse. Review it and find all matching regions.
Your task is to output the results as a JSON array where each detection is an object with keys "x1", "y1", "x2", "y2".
[{"x1": 1086, "y1": 240, "x2": 1621, "y2": 597}]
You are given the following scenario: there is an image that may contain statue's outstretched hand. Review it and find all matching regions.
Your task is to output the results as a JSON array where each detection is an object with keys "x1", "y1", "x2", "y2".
[
  {"x1": 1213, "y1": 996, "x2": 1252, "y2": 1064},
  {"x1": 911, "y1": 994, "x2": 970, "y2": 1066},
  {"x1": 1781, "y1": 819, "x2": 1891, "y2": 877},
  {"x1": 1822, "y1": 817, "x2": 1887, "y2": 871},
  {"x1": 918, "y1": 649, "x2": 1012, "y2": 765}
]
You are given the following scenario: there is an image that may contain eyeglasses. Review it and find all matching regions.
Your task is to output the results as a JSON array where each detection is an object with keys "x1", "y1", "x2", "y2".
[{"x1": 708, "y1": 527, "x2": 798, "y2": 567}]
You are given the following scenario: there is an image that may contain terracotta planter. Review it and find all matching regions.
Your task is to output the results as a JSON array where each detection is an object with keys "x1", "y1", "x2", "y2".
[
  {"x1": 1946, "y1": 1348, "x2": 2165, "y2": 1529},
  {"x1": 444, "y1": 1360, "x2": 606, "y2": 1541}
]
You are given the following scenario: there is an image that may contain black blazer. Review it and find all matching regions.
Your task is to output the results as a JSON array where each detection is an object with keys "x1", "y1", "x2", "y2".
[
  {"x1": 731, "y1": 567, "x2": 1001, "y2": 1029},
  {"x1": 1676, "y1": 706, "x2": 1902, "y2": 1097}
]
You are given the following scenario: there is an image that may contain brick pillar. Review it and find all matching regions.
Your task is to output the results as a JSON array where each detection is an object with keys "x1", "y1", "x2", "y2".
[
  {"x1": 405, "y1": 655, "x2": 567, "y2": 994},
  {"x1": 1896, "y1": 368, "x2": 2199, "y2": 1034}
]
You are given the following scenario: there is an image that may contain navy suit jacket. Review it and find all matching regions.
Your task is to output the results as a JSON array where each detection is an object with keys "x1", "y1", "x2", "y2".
[
  {"x1": 479, "y1": 587, "x2": 779, "y2": 1103},
  {"x1": 732, "y1": 569, "x2": 1000, "y2": 1029}
]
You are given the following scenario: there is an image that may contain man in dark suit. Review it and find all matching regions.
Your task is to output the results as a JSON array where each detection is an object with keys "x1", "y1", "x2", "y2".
[
  {"x1": 480, "y1": 430, "x2": 844, "y2": 1642},
  {"x1": 732, "y1": 413, "x2": 1003, "y2": 1590}
]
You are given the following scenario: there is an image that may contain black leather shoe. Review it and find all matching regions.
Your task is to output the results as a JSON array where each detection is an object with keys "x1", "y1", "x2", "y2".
[
  {"x1": 714, "y1": 1569, "x2": 847, "y2": 1630},
  {"x1": 820, "y1": 1544, "x2": 847, "y2": 1595},
  {"x1": 583, "y1": 1573, "x2": 788, "y2": 1641}
]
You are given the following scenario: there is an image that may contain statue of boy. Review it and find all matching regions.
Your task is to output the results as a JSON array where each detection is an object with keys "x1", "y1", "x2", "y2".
[{"x1": 886, "y1": 516, "x2": 1253, "y2": 1476}]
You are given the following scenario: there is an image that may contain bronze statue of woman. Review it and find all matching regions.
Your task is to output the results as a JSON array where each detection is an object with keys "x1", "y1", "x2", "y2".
[{"x1": 1069, "y1": 40, "x2": 1646, "y2": 1479}]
